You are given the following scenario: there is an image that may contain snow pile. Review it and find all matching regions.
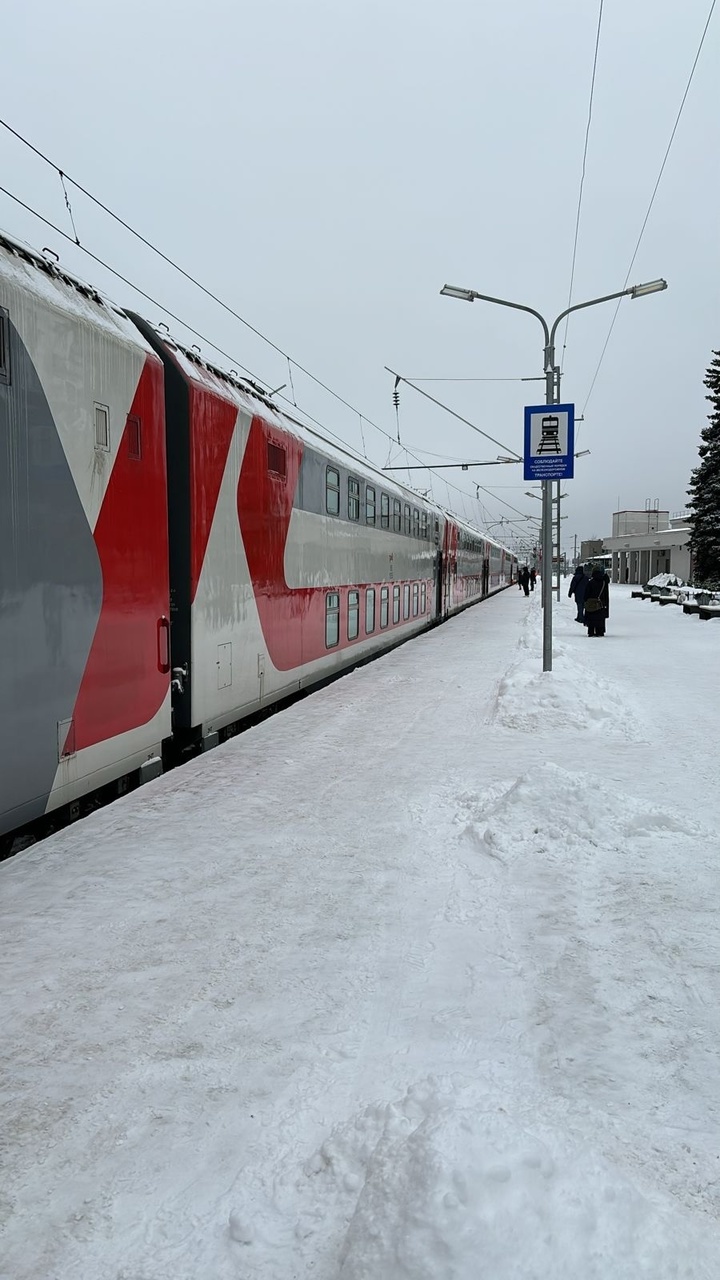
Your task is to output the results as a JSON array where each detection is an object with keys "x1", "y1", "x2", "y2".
[
  {"x1": 331, "y1": 1079, "x2": 720, "y2": 1280},
  {"x1": 646, "y1": 573, "x2": 684, "y2": 589},
  {"x1": 231, "y1": 1067, "x2": 720, "y2": 1279},
  {"x1": 494, "y1": 606, "x2": 644, "y2": 740},
  {"x1": 472, "y1": 760, "x2": 704, "y2": 862},
  {"x1": 494, "y1": 650, "x2": 643, "y2": 739}
]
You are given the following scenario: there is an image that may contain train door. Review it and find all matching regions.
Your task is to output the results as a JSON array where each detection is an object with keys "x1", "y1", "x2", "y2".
[
  {"x1": 434, "y1": 550, "x2": 443, "y2": 618},
  {"x1": 443, "y1": 521, "x2": 458, "y2": 616}
]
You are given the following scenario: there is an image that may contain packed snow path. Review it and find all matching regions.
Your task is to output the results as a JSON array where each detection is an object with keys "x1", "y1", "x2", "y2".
[{"x1": 3, "y1": 587, "x2": 720, "y2": 1279}]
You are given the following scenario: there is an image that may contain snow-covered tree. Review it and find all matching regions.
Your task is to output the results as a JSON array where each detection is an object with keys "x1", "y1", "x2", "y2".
[{"x1": 687, "y1": 351, "x2": 720, "y2": 586}]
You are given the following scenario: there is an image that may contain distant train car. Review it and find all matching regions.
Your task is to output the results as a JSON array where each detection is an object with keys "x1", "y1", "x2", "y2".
[{"x1": 0, "y1": 232, "x2": 516, "y2": 849}]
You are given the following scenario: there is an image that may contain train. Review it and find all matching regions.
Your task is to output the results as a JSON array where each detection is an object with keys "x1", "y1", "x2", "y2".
[{"x1": 0, "y1": 230, "x2": 517, "y2": 851}]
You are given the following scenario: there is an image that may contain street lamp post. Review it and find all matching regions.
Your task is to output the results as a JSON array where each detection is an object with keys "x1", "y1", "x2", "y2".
[{"x1": 440, "y1": 279, "x2": 667, "y2": 671}]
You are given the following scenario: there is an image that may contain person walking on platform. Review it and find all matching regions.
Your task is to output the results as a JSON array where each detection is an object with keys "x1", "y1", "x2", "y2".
[
  {"x1": 530, "y1": 567, "x2": 536, "y2": 591},
  {"x1": 583, "y1": 567, "x2": 609, "y2": 637},
  {"x1": 519, "y1": 565, "x2": 530, "y2": 597},
  {"x1": 568, "y1": 563, "x2": 589, "y2": 623}
]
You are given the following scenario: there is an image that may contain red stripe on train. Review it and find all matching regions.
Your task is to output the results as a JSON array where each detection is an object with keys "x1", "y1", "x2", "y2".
[{"x1": 70, "y1": 357, "x2": 170, "y2": 750}]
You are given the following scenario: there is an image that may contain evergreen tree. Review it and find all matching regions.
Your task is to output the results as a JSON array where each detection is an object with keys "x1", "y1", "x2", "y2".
[{"x1": 687, "y1": 350, "x2": 720, "y2": 586}]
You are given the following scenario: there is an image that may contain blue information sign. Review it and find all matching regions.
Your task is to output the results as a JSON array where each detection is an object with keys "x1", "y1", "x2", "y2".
[{"x1": 523, "y1": 403, "x2": 575, "y2": 481}]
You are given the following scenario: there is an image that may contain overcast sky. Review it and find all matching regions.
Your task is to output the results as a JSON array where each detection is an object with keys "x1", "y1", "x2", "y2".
[{"x1": 2, "y1": 0, "x2": 718, "y2": 555}]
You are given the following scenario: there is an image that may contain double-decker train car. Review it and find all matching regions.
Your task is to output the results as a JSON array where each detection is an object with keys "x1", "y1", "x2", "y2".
[{"x1": 0, "y1": 232, "x2": 516, "y2": 849}]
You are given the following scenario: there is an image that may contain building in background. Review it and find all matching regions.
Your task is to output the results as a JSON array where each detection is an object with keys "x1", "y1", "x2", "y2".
[
  {"x1": 603, "y1": 509, "x2": 691, "y2": 584},
  {"x1": 610, "y1": 509, "x2": 669, "y2": 537},
  {"x1": 580, "y1": 538, "x2": 604, "y2": 562}
]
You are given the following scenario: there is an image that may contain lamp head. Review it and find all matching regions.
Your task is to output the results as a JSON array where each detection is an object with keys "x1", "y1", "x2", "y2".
[
  {"x1": 629, "y1": 278, "x2": 667, "y2": 298},
  {"x1": 440, "y1": 284, "x2": 476, "y2": 302}
]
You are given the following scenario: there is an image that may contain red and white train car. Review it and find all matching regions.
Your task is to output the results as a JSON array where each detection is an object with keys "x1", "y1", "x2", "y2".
[
  {"x1": 0, "y1": 232, "x2": 516, "y2": 846},
  {"x1": 0, "y1": 235, "x2": 171, "y2": 840}
]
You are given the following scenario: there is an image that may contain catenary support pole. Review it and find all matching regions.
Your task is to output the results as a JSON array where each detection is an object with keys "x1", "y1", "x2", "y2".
[
  {"x1": 555, "y1": 480, "x2": 562, "y2": 600},
  {"x1": 542, "y1": 351, "x2": 555, "y2": 670}
]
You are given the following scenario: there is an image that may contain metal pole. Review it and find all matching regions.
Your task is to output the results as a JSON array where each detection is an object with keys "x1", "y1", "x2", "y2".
[
  {"x1": 555, "y1": 480, "x2": 561, "y2": 600},
  {"x1": 541, "y1": 352, "x2": 555, "y2": 671},
  {"x1": 553, "y1": 364, "x2": 562, "y2": 603}
]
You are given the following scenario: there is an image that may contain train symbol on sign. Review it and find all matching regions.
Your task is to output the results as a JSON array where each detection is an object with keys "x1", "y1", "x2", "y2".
[{"x1": 537, "y1": 415, "x2": 561, "y2": 454}]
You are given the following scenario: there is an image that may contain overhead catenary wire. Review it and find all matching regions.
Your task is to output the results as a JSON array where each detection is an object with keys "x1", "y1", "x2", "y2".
[
  {"x1": 581, "y1": 0, "x2": 717, "y2": 415},
  {"x1": 0, "y1": 117, "x2": 383, "y2": 432},
  {"x1": 0, "y1": 170, "x2": 522, "y2": 525},
  {"x1": 0, "y1": 159, "x2": 536, "y2": 533},
  {"x1": 0, "y1": 117, "x2": 546, "y2": 529},
  {"x1": 384, "y1": 368, "x2": 521, "y2": 460},
  {"x1": 560, "y1": 0, "x2": 605, "y2": 370},
  {"x1": 475, "y1": 484, "x2": 542, "y2": 524},
  {"x1": 58, "y1": 171, "x2": 80, "y2": 246},
  {"x1": 402, "y1": 376, "x2": 535, "y2": 382},
  {"x1": 0, "y1": 185, "x2": 444, "y2": 496},
  {"x1": 18, "y1": 183, "x2": 529, "y2": 536}
]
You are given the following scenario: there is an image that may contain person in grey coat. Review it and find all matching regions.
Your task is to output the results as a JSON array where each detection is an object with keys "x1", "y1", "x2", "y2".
[{"x1": 568, "y1": 564, "x2": 590, "y2": 622}]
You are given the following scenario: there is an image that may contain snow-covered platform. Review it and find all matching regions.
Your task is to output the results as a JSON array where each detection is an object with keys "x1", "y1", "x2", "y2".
[{"x1": 4, "y1": 586, "x2": 720, "y2": 1279}]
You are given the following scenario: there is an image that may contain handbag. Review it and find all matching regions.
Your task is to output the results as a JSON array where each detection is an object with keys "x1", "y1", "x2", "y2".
[{"x1": 584, "y1": 583, "x2": 606, "y2": 614}]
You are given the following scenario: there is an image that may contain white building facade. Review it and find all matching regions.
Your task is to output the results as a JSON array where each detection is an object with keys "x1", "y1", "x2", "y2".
[{"x1": 603, "y1": 511, "x2": 691, "y2": 584}]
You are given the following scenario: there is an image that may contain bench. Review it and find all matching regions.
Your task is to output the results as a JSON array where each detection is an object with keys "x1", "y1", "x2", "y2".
[
  {"x1": 683, "y1": 602, "x2": 700, "y2": 615},
  {"x1": 698, "y1": 606, "x2": 720, "y2": 622}
]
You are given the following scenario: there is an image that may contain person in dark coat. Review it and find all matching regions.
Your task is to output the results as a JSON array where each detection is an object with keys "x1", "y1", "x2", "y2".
[
  {"x1": 568, "y1": 565, "x2": 589, "y2": 622},
  {"x1": 529, "y1": 567, "x2": 537, "y2": 591},
  {"x1": 583, "y1": 567, "x2": 610, "y2": 636},
  {"x1": 518, "y1": 566, "x2": 530, "y2": 597}
]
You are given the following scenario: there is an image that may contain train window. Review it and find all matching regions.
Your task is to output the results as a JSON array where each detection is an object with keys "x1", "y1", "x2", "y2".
[
  {"x1": 393, "y1": 499, "x2": 402, "y2": 533},
  {"x1": 434, "y1": 519, "x2": 440, "y2": 546},
  {"x1": 421, "y1": 583, "x2": 427, "y2": 613},
  {"x1": 348, "y1": 476, "x2": 360, "y2": 521},
  {"x1": 413, "y1": 583, "x2": 419, "y2": 616},
  {"x1": 94, "y1": 403, "x2": 110, "y2": 451},
  {"x1": 0, "y1": 307, "x2": 10, "y2": 385},
  {"x1": 403, "y1": 503, "x2": 411, "y2": 535},
  {"x1": 380, "y1": 586, "x2": 389, "y2": 628},
  {"x1": 421, "y1": 512, "x2": 428, "y2": 539},
  {"x1": 412, "y1": 508, "x2": 420, "y2": 538},
  {"x1": 380, "y1": 493, "x2": 390, "y2": 529},
  {"x1": 393, "y1": 584, "x2": 401, "y2": 624},
  {"x1": 267, "y1": 442, "x2": 286, "y2": 476},
  {"x1": 365, "y1": 587, "x2": 376, "y2": 634},
  {"x1": 326, "y1": 467, "x2": 340, "y2": 515},
  {"x1": 348, "y1": 590, "x2": 360, "y2": 640},
  {"x1": 366, "y1": 486, "x2": 376, "y2": 525},
  {"x1": 126, "y1": 414, "x2": 142, "y2": 461},
  {"x1": 403, "y1": 583, "x2": 410, "y2": 619},
  {"x1": 325, "y1": 592, "x2": 340, "y2": 647}
]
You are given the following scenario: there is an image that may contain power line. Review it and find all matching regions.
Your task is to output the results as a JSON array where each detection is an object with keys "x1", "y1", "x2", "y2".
[
  {"x1": 581, "y1": 0, "x2": 717, "y2": 413},
  {"x1": 0, "y1": 152, "x2": 531, "y2": 534},
  {"x1": 475, "y1": 484, "x2": 539, "y2": 523},
  {"x1": 0, "y1": 116, "x2": 383, "y2": 434},
  {"x1": 403, "y1": 376, "x2": 531, "y2": 382},
  {"x1": 0, "y1": 188, "x2": 407, "y2": 475},
  {"x1": 384, "y1": 368, "x2": 521, "y2": 460},
  {"x1": 561, "y1": 0, "x2": 605, "y2": 370}
]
